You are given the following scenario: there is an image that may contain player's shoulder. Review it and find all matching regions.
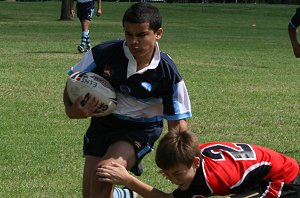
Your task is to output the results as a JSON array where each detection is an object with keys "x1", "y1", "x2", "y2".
[
  {"x1": 159, "y1": 51, "x2": 179, "y2": 73},
  {"x1": 91, "y1": 40, "x2": 124, "y2": 59},
  {"x1": 92, "y1": 40, "x2": 123, "y2": 53},
  {"x1": 160, "y1": 51, "x2": 175, "y2": 64},
  {"x1": 292, "y1": 7, "x2": 300, "y2": 21},
  {"x1": 200, "y1": 142, "x2": 233, "y2": 147}
]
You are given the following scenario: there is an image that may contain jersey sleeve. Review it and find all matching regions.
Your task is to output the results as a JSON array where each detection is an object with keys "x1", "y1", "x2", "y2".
[
  {"x1": 289, "y1": 7, "x2": 300, "y2": 28},
  {"x1": 67, "y1": 50, "x2": 97, "y2": 75},
  {"x1": 159, "y1": 53, "x2": 192, "y2": 120},
  {"x1": 260, "y1": 181, "x2": 284, "y2": 198},
  {"x1": 67, "y1": 40, "x2": 122, "y2": 76},
  {"x1": 163, "y1": 80, "x2": 192, "y2": 120}
]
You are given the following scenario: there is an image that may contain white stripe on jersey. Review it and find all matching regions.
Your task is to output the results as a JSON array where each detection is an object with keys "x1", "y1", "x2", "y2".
[
  {"x1": 112, "y1": 92, "x2": 164, "y2": 123},
  {"x1": 201, "y1": 160, "x2": 214, "y2": 194},
  {"x1": 231, "y1": 161, "x2": 271, "y2": 190},
  {"x1": 174, "y1": 80, "x2": 191, "y2": 114},
  {"x1": 113, "y1": 79, "x2": 191, "y2": 122},
  {"x1": 77, "y1": 0, "x2": 93, "y2": 3}
]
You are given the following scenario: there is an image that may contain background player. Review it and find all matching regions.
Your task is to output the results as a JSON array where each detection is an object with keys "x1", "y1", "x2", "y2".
[
  {"x1": 63, "y1": 3, "x2": 191, "y2": 198},
  {"x1": 288, "y1": 7, "x2": 300, "y2": 58},
  {"x1": 70, "y1": 0, "x2": 102, "y2": 53},
  {"x1": 97, "y1": 130, "x2": 300, "y2": 198}
]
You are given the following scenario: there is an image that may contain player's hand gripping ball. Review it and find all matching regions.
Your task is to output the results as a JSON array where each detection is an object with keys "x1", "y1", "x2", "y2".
[{"x1": 66, "y1": 71, "x2": 117, "y2": 117}]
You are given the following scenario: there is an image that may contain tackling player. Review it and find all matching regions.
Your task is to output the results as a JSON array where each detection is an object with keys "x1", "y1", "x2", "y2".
[{"x1": 97, "y1": 130, "x2": 300, "y2": 198}]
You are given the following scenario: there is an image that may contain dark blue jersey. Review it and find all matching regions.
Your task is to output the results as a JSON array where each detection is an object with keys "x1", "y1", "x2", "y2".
[{"x1": 68, "y1": 40, "x2": 192, "y2": 123}]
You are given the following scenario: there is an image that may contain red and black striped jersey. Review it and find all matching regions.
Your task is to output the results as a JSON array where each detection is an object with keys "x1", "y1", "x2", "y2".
[{"x1": 173, "y1": 142, "x2": 299, "y2": 198}]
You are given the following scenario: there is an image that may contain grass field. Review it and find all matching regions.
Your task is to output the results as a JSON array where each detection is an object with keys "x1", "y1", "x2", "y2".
[{"x1": 0, "y1": 1, "x2": 299, "y2": 197}]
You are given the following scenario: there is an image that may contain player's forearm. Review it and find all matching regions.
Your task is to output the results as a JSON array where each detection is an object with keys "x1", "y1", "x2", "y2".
[
  {"x1": 63, "y1": 88, "x2": 75, "y2": 118},
  {"x1": 288, "y1": 28, "x2": 298, "y2": 45},
  {"x1": 63, "y1": 87, "x2": 72, "y2": 108},
  {"x1": 69, "y1": 0, "x2": 74, "y2": 10},
  {"x1": 63, "y1": 88, "x2": 83, "y2": 119},
  {"x1": 167, "y1": 119, "x2": 188, "y2": 133},
  {"x1": 124, "y1": 175, "x2": 172, "y2": 198},
  {"x1": 97, "y1": 0, "x2": 101, "y2": 9},
  {"x1": 288, "y1": 27, "x2": 300, "y2": 57}
]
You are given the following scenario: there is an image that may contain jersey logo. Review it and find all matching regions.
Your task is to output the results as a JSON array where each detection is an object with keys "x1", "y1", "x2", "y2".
[
  {"x1": 141, "y1": 82, "x2": 152, "y2": 92},
  {"x1": 120, "y1": 85, "x2": 131, "y2": 95},
  {"x1": 133, "y1": 141, "x2": 142, "y2": 149},
  {"x1": 102, "y1": 66, "x2": 113, "y2": 77}
]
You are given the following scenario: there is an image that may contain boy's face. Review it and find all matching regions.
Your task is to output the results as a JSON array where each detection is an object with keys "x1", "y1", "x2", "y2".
[
  {"x1": 123, "y1": 21, "x2": 163, "y2": 60},
  {"x1": 160, "y1": 157, "x2": 200, "y2": 191}
]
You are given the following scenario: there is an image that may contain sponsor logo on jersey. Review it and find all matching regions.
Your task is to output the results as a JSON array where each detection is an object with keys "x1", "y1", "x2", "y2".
[
  {"x1": 120, "y1": 85, "x2": 131, "y2": 95},
  {"x1": 133, "y1": 141, "x2": 142, "y2": 149},
  {"x1": 141, "y1": 82, "x2": 152, "y2": 92},
  {"x1": 102, "y1": 66, "x2": 113, "y2": 77}
]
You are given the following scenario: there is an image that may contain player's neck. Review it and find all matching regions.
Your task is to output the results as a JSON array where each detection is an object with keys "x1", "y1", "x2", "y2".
[{"x1": 135, "y1": 48, "x2": 155, "y2": 71}]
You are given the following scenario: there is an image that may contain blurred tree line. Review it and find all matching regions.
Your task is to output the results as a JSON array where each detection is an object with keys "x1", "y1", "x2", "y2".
[
  {"x1": 15, "y1": 0, "x2": 300, "y2": 3},
  {"x1": 58, "y1": 0, "x2": 298, "y2": 19},
  {"x1": 168, "y1": 0, "x2": 300, "y2": 3}
]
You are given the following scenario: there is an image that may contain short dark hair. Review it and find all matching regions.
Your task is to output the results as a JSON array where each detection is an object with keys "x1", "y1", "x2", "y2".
[
  {"x1": 155, "y1": 130, "x2": 200, "y2": 170},
  {"x1": 122, "y1": 2, "x2": 162, "y2": 31}
]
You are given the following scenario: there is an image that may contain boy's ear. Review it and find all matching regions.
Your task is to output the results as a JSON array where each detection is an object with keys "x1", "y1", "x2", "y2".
[
  {"x1": 193, "y1": 157, "x2": 201, "y2": 168},
  {"x1": 155, "y1": 28, "x2": 163, "y2": 40}
]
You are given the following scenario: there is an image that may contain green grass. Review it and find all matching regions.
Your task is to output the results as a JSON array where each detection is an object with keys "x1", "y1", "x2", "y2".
[{"x1": 0, "y1": 1, "x2": 299, "y2": 197}]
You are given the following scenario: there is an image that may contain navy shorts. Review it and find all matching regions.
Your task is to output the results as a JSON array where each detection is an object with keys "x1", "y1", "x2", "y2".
[
  {"x1": 83, "y1": 114, "x2": 163, "y2": 176},
  {"x1": 76, "y1": 1, "x2": 94, "y2": 21}
]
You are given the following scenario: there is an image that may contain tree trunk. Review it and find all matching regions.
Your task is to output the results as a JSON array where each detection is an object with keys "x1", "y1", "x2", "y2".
[{"x1": 60, "y1": 0, "x2": 71, "y2": 20}]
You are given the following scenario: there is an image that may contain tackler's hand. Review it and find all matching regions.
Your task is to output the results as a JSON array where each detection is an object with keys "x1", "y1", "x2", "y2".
[{"x1": 96, "y1": 162, "x2": 130, "y2": 186}]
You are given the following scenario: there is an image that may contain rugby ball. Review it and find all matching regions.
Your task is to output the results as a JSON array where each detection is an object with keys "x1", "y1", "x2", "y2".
[{"x1": 66, "y1": 71, "x2": 117, "y2": 117}]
